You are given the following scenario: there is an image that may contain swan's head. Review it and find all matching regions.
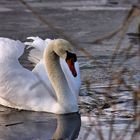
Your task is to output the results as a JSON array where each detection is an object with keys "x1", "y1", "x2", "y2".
[{"x1": 53, "y1": 39, "x2": 77, "y2": 77}]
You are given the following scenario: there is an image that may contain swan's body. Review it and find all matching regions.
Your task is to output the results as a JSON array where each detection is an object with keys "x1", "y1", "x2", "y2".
[{"x1": 0, "y1": 37, "x2": 81, "y2": 114}]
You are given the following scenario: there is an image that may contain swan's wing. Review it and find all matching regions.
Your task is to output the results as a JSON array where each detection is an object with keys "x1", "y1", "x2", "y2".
[
  {"x1": 24, "y1": 36, "x2": 52, "y2": 64},
  {"x1": 25, "y1": 36, "x2": 52, "y2": 51},
  {"x1": 0, "y1": 37, "x2": 25, "y2": 59},
  {"x1": 60, "y1": 59, "x2": 81, "y2": 97},
  {"x1": 0, "y1": 38, "x2": 56, "y2": 111},
  {"x1": 25, "y1": 36, "x2": 46, "y2": 51},
  {"x1": 24, "y1": 36, "x2": 45, "y2": 64}
]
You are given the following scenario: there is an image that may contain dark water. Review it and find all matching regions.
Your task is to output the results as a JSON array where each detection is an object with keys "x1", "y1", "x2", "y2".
[{"x1": 0, "y1": 110, "x2": 81, "y2": 140}]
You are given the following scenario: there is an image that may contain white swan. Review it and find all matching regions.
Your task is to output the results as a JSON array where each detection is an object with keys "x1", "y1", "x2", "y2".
[{"x1": 0, "y1": 37, "x2": 81, "y2": 114}]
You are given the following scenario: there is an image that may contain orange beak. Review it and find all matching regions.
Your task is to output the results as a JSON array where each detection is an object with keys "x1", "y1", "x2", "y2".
[{"x1": 66, "y1": 58, "x2": 77, "y2": 77}]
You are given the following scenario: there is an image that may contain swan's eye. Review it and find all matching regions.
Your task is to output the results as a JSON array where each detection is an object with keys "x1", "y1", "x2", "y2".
[
  {"x1": 66, "y1": 51, "x2": 77, "y2": 62},
  {"x1": 73, "y1": 53, "x2": 77, "y2": 62}
]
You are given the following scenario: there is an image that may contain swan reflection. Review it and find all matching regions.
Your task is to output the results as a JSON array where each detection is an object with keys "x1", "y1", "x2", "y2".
[
  {"x1": 52, "y1": 113, "x2": 81, "y2": 140},
  {"x1": 0, "y1": 110, "x2": 81, "y2": 140}
]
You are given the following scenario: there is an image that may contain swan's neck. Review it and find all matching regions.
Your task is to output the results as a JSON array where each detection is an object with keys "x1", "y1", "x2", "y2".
[{"x1": 43, "y1": 44, "x2": 78, "y2": 112}]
